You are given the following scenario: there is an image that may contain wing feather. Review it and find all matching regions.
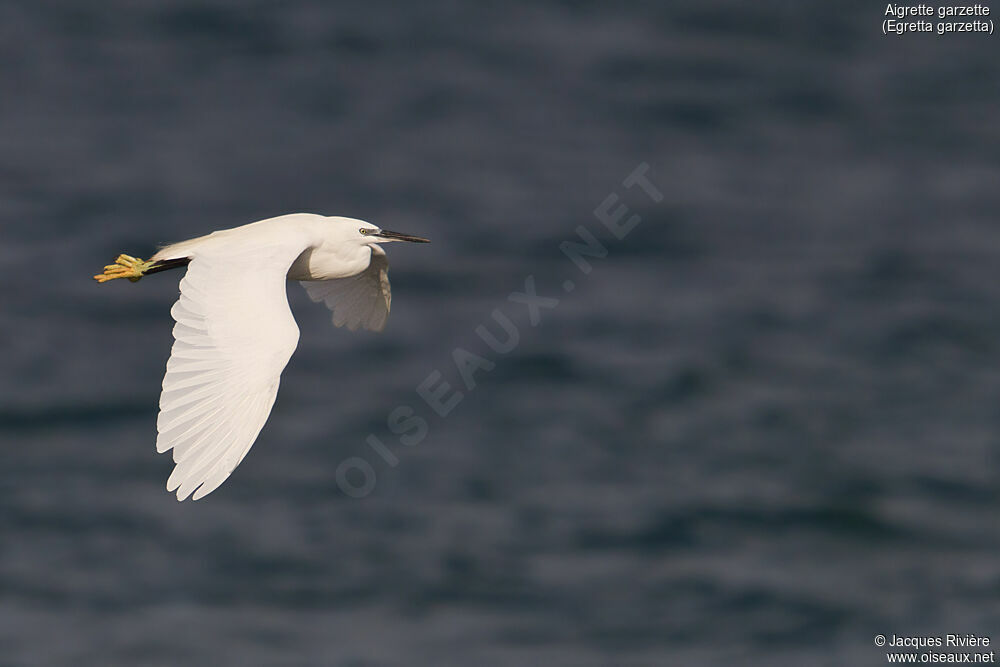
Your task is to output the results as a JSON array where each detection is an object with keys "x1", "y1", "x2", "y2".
[
  {"x1": 303, "y1": 246, "x2": 391, "y2": 332},
  {"x1": 155, "y1": 243, "x2": 303, "y2": 500}
]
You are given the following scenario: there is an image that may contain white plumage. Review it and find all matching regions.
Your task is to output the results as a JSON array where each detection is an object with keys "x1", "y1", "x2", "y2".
[
  {"x1": 302, "y1": 247, "x2": 391, "y2": 332},
  {"x1": 97, "y1": 213, "x2": 428, "y2": 500}
]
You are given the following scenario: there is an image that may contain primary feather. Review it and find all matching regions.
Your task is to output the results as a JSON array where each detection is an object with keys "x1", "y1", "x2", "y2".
[{"x1": 155, "y1": 239, "x2": 303, "y2": 500}]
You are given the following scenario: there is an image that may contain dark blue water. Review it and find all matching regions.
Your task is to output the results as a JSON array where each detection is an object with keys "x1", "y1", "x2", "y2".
[{"x1": 2, "y1": 1, "x2": 998, "y2": 664}]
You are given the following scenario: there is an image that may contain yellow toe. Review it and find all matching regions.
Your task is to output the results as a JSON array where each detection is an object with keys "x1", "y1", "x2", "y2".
[{"x1": 94, "y1": 254, "x2": 151, "y2": 283}]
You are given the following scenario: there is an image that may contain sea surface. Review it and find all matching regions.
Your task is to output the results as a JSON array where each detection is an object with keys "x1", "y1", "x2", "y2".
[{"x1": 1, "y1": 1, "x2": 998, "y2": 665}]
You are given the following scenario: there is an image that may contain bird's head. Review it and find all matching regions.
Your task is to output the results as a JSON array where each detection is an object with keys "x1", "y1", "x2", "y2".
[{"x1": 355, "y1": 221, "x2": 430, "y2": 245}]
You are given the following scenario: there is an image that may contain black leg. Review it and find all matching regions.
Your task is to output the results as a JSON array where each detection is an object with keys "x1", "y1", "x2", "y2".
[{"x1": 145, "y1": 257, "x2": 192, "y2": 275}]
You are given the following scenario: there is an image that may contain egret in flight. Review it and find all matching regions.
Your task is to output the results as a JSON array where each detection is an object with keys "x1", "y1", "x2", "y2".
[{"x1": 94, "y1": 213, "x2": 429, "y2": 501}]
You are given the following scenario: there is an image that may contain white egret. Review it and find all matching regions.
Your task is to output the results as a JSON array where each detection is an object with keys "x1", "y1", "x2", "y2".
[{"x1": 94, "y1": 213, "x2": 429, "y2": 501}]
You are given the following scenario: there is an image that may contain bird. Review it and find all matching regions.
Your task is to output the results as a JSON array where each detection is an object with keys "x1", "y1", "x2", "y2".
[{"x1": 94, "y1": 213, "x2": 429, "y2": 501}]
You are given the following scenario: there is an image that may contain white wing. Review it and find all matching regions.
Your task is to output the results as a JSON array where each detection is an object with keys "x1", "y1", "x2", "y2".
[
  {"x1": 156, "y1": 245, "x2": 302, "y2": 501},
  {"x1": 302, "y1": 246, "x2": 391, "y2": 332}
]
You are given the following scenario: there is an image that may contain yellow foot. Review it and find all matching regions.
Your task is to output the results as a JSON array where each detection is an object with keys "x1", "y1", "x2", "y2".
[{"x1": 94, "y1": 254, "x2": 154, "y2": 283}]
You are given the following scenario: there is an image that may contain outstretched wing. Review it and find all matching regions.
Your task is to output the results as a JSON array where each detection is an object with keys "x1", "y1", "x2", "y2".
[
  {"x1": 302, "y1": 246, "x2": 391, "y2": 332},
  {"x1": 156, "y1": 246, "x2": 302, "y2": 501}
]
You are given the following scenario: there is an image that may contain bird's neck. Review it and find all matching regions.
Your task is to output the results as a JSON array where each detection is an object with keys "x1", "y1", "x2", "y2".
[{"x1": 287, "y1": 242, "x2": 371, "y2": 281}]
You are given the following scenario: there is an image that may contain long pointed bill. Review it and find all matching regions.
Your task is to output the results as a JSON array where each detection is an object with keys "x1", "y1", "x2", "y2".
[{"x1": 375, "y1": 229, "x2": 430, "y2": 243}]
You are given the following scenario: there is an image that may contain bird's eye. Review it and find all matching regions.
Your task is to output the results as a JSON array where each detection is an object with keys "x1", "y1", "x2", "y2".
[{"x1": 359, "y1": 228, "x2": 370, "y2": 235}]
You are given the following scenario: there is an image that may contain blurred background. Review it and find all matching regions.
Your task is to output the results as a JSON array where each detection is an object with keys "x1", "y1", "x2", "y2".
[{"x1": 1, "y1": 1, "x2": 998, "y2": 664}]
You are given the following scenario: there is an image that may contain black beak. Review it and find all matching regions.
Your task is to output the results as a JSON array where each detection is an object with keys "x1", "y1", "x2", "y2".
[{"x1": 375, "y1": 229, "x2": 430, "y2": 243}]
